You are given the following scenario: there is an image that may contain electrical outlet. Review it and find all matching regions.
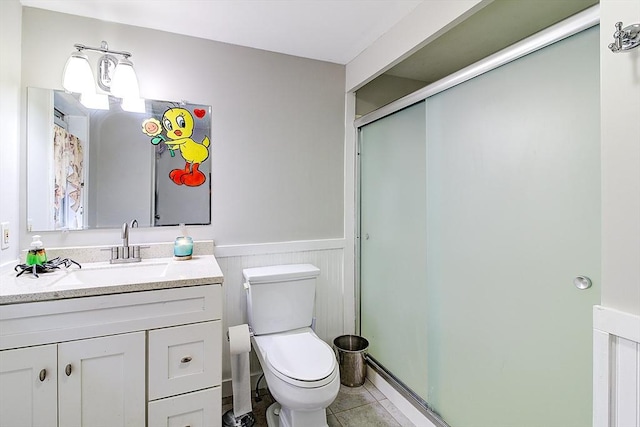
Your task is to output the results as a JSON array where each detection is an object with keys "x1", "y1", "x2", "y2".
[{"x1": 1, "y1": 222, "x2": 9, "y2": 249}]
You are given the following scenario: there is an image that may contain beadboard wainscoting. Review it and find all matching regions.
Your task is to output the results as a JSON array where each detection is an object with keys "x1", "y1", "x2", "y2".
[
  {"x1": 214, "y1": 239, "x2": 349, "y2": 394},
  {"x1": 594, "y1": 305, "x2": 640, "y2": 427}
]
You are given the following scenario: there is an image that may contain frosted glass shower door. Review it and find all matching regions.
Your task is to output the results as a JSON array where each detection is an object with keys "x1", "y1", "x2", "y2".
[
  {"x1": 424, "y1": 27, "x2": 600, "y2": 426},
  {"x1": 359, "y1": 26, "x2": 600, "y2": 427},
  {"x1": 359, "y1": 102, "x2": 428, "y2": 398}
]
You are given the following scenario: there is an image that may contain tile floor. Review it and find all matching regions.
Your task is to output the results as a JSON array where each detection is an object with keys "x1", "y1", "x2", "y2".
[{"x1": 221, "y1": 379, "x2": 415, "y2": 427}]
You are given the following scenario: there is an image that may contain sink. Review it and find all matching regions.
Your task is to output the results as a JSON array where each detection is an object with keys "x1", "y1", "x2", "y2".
[{"x1": 53, "y1": 260, "x2": 170, "y2": 288}]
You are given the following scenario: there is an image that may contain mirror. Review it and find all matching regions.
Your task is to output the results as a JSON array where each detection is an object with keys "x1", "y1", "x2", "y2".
[{"x1": 26, "y1": 88, "x2": 212, "y2": 231}]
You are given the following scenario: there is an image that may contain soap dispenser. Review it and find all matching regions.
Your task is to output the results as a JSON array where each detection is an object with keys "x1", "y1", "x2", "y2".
[{"x1": 26, "y1": 235, "x2": 47, "y2": 266}]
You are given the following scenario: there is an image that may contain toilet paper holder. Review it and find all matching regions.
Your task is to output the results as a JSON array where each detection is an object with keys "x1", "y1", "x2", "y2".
[
  {"x1": 224, "y1": 324, "x2": 256, "y2": 427},
  {"x1": 226, "y1": 325, "x2": 255, "y2": 342}
]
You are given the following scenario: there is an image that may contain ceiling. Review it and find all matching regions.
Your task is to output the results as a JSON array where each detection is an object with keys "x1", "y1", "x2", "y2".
[{"x1": 19, "y1": 0, "x2": 424, "y2": 65}]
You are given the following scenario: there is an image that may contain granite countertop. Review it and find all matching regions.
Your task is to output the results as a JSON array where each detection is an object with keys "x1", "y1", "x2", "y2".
[{"x1": 0, "y1": 254, "x2": 223, "y2": 305}]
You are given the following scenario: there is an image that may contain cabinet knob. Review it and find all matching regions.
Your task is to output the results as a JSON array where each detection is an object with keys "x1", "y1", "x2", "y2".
[
  {"x1": 39, "y1": 369, "x2": 47, "y2": 382},
  {"x1": 180, "y1": 356, "x2": 192, "y2": 364},
  {"x1": 65, "y1": 364, "x2": 72, "y2": 376}
]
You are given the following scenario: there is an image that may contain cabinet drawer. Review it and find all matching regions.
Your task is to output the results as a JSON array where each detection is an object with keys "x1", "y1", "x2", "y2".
[
  {"x1": 1, "y1": 284, "x2": 222, "y2": 351},
  {"x1": 149, "y1": 321, "x2": 221, "y2": 400},
  {"x1": 148, "y1": 387, "x2": 221, "y2": 427}
]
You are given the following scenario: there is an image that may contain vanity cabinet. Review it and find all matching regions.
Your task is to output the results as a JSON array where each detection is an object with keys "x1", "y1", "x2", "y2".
[
  {"x1": 0, "y1": 284, "x2": 222, "y2": 427},
  {"x1": 1, "y1": 334, "x2": 146, "y2": 426},
  {"x1": 58, "y1": 332, "x2": 146, "y2": 426},
  {"x1": 0, "y1": 344, "x2": 57, "y2": 426}
]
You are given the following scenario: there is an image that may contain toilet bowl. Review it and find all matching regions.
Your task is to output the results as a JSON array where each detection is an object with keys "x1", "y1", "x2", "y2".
[
  {"x1": 243, "y1": 264, "x2": 340, "y2": 427},
  {"x1": 252, "y1": 328, "x2": 340, "y2": 426}
]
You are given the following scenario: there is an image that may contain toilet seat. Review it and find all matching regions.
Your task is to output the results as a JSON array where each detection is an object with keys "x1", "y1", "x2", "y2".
[{"x1": 262, "y1": 332, "x2": 337, "y2": 388}]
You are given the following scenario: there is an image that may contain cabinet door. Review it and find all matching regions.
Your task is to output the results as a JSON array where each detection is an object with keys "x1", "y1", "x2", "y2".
[
  {"x1": 148, "y1": 387, "x2": 221, "y2": 427},
  {"x1": 58, "y1": 332, "x2": 145, "y2": 427},
  {"x1": 0, "y1": 345, "x2": 57, "y2": 427}
]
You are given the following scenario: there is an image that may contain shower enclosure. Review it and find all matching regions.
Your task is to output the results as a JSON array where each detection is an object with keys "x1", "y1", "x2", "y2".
[{"x1": 358, "y1": 16, "x2": 600, "y2": 427}]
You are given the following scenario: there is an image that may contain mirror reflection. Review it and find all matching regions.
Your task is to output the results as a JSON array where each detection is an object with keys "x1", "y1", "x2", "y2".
[{"x1": 27, "y1": 88, "x2": 212, "y2": 231}]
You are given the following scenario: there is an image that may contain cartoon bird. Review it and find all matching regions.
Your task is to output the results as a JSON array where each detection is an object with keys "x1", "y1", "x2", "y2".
[{"x1": 161, "y1": 107, "x2": 210, "y2": 186}]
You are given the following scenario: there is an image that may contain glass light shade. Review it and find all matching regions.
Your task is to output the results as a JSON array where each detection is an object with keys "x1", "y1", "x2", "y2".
[
  {"x1": 110, "y1": 58, "x2": 140, "y2": 99},
  {"x1": 121, "y1": 97, "x2": 146, "y2": 113},
  {"x1": 80, "y1": 92, "x2": 109, "y2": 110},
  {"x1": 62, "y1": 52, "x2": 95, "y2": 94}
]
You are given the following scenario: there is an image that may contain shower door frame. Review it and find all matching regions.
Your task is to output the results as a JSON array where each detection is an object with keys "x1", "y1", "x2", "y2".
[{"x1": 354, "y1": 3, "x2": 600, "y2": 419}]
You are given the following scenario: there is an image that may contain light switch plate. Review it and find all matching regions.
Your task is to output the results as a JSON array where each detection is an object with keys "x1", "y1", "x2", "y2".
[{"x1": 1, "y1": 222, "x2": 9, "y2": 249}]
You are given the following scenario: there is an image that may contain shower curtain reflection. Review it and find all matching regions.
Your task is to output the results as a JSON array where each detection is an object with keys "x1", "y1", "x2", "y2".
[{"x1": 53, "y1": 124, "x2": 84, "y2": 230}]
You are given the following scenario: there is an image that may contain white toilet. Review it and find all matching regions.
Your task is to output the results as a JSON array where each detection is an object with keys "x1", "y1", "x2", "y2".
[{"x1": 243, "y1": 264, "x2": 340, "y2": 427}]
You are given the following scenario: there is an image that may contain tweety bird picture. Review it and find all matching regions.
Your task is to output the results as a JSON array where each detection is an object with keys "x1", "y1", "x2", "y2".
[{"x1": 142, "y1": 106, "x2": 210, "y2": 187}]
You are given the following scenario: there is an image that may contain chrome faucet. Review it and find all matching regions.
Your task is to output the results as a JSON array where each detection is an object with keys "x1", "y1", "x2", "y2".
[
  {"x1": 121, "y1": 221, "x2": 129, "y2": 248},
  {"x1": 107, "y1": 220, "x2": 142, "y2": 264}
]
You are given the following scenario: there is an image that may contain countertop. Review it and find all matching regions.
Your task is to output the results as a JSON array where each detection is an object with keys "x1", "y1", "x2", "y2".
[{"x1": 0, "y1": 255, "x2": 223, "y2": 305}]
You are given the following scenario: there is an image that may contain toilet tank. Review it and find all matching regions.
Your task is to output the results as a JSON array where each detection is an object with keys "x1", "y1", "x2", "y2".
[{"x1": 243, "y1": 264, "x2": 320, "y2": 335}]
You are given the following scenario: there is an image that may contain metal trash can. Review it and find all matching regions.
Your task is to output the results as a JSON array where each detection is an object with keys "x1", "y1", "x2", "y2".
[{"x1": 333, "y1": 335, "x2": 369, "y2": 387}]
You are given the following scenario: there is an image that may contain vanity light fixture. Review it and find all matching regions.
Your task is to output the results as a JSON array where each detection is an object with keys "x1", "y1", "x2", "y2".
[{"x1": 62, "y1": 41, "x2": 140, "y2": 100}]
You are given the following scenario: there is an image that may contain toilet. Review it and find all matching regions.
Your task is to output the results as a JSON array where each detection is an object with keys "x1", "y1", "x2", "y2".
[{"x1": 243, "y1": 264, "x2": 340, "y2": 427}]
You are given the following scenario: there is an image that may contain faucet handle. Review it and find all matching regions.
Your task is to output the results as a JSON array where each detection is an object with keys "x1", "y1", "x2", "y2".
[{"x1": 101, "y1": 247, "x2": 119, "y2": 260}]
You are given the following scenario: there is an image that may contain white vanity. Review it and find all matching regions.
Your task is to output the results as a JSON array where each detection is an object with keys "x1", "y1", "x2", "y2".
[{"x1": 0, "y1": 253, "x2": 223, "y2": 427}]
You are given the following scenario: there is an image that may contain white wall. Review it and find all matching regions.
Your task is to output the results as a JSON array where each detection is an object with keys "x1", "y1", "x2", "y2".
[
  {"x1": 0, "y1": 0, "x2": 22, "y2": 268},
  {"x1": 19, "y1": 7, "x2": 345, "y2": 250},
  {"x1": 600, "y1": 0, "x2": 640, "y2": 316}
]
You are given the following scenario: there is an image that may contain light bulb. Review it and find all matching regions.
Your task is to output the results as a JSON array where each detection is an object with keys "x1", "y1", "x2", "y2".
[
  {"x1": 62, "y1": 52, "x2": 95, "y2": 94},
  {"x1": 110, "y1": 58, "x2": 140, "y2": 99},
  {"x1": 80, "y1": 92, "x2": 109, "y2": 110},
  {"x1": 121, "y1": 97, "x2": 146, "y2": 113}
]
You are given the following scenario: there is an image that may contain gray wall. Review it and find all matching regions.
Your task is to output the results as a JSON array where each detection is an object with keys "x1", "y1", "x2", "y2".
[{"x1": 20, "y1": 7, "x2": 345, "y2": 249}]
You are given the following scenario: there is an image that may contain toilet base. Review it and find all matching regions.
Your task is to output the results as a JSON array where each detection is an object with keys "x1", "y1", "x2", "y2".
[
  {"x1": 265, "y1": 403, "x2": 279, "y2": 427},
  {"x1": 265, "y1": 402, "x2": 328, "y2": 427}
]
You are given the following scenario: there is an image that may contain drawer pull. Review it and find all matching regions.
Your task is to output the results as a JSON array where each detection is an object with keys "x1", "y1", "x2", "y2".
[
  {"x1": 39, "y1": 369, "x2": 47, "y2": 382},
  {"x1": 65, "y1": 364, "x2": 72, "y2": 376},
  {"x1": 180, "y1": 356, "x2": 192, "y2": 364}
]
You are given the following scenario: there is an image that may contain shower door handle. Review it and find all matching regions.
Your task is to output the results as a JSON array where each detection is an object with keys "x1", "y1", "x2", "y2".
[{"x1": 574, "y1": 276, "x2": 592, "y2": 290}]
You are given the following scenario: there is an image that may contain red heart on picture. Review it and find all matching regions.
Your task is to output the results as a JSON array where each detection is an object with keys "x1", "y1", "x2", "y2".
[{"x1": 194, "y1": 109, "x2": 206, "y2": 118}]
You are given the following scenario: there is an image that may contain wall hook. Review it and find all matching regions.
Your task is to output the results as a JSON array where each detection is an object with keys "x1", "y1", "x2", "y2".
[{"x1": 608, "y1": 21, "x2": 640, "y2": 53}]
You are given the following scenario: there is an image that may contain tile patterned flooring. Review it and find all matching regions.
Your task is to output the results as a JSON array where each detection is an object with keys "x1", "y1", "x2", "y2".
[{"x1": 222, "y1": 379, "x2": 415, "y2": 427}]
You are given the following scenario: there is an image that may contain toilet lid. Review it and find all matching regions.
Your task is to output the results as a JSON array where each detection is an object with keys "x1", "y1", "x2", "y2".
[{"x1": 267, "y1": 333, "x2": 335, "y2": 382}]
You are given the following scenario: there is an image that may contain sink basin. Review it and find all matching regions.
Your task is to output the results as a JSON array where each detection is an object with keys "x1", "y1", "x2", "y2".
[{"x1": 53, "y1": 261, "x2": 170, "y2": 288}]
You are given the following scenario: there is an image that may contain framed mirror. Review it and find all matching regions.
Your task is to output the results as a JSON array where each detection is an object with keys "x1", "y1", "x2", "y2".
[{"x1": 26, "y1": 87, "x2": 212, "y2": 231}]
